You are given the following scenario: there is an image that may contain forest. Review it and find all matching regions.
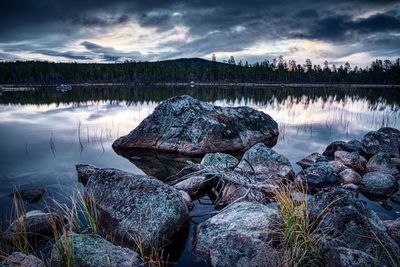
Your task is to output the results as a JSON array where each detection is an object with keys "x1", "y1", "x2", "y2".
[{"x1": 0, "y1": 56, "x2": 399, "y2": 85}]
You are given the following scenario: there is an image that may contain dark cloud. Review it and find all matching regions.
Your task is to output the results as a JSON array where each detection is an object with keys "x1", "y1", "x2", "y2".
[{"x1": 0, "y1": 0, "x2": 399, "y2": 63}]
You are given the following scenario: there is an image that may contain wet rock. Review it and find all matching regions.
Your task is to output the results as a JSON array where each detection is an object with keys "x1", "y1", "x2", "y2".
[
  {"x1": 179, "y1": 190, "x2": 194, "y2": 210},
  {"x1": 308, "y1": 188, "x2": 400, "y2": 265},
  {"x1": 200, "y1": 152, "x2": 239, "y2": 169},
  {"x1": 50, "y1": 233, "x2": 141, "y2": 267},
  {"x1": 324, "y1": 247, "x2": 375, "y2": 267},
  {"x1": 296, "y1": 152, "x2": 328, "y2": 169},
  {"x1": 334, "y1": 151, "x2": 367, "y2": 174},
  {"x1": 390, "y1": 191, "x2": 400, "y2": 204},
  {"x1": 9, "y1": 188, "x2": 46, "y2": 203},
  {"x1": 1, "y1": 252, "x2": 45, "y2": 267},
  {"x1": 295, "y1": 161, "x2": 338, "y2": 190},
  {"x1": 76, "y1": 165, "x2": 188, "y2": 250},
  {"x1": 366, "y1": 152, "x2": 399, "y2": 178},
  {"x1": 361, "y1": 128, "x2": 400, "y2": 158},
  {"x1": 2, "y1": 210, "x2": 63, "y2": 244},
  {"x1": 112, "y1": 95, "x2": 279, "y2": 155},
  {"x1": 193, "y1": 201, "x2": 281, "y2": 267},
  {"x1": 384, "y1": 219, "x2": 400, "y2": 246},
  {"x1": 338, "y1": 168, "x2": 362, "y2": 185},
  {"x1": 235, "y1": 142, "x2": 294, "y2": 181},
  {"x1": 359, "y1": 172, "x2": 398, "y2": 198},
  {"x1": 322, "y1": 140, "x2": 360, "y2": 160}
]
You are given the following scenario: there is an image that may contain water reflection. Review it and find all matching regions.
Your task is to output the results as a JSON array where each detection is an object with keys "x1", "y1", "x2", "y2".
[{"x1": 0, "y1": 86, "x2": 399, "y2": 265}]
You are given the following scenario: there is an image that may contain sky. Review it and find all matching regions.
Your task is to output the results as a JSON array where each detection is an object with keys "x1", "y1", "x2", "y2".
[{"x1": 0, "y1": 0, "x2": 399, "y2": 67}]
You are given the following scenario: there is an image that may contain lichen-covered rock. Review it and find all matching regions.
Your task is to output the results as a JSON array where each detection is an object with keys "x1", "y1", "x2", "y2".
[
  {"x1": 296, "y1": 152, "x2": 328, "y2": 169},
  {"x1": 308, "y1": 188, "x2": 400, "y2": 266},
  {"x1": 338, "y1": 168, "x2": 362, "y2": 185},
  {"x1": 2, "y1": 210, "x2": 63, "y2": 244},
  {"x1": 1, "y1": 252, "x2": 45, "y2": 267},
  {"x1": 324, "y1": 247, "x2": 375, "y2": 267},
  {"x1": 75, "y1": 164, "x2": 188, "y2": 250},
  {"x1": 384, "y1": 219, "x2": 400, "y2": 246},
  {"x1": 235, "y1": 142, "x2": 294, "y2": 181},
  {"x1": 200, "y1": 152, "x2": 239, "y2": 169},
  {"x1": 361, "y1": 128, "x2": 400, "y2": 158},
  {"x1": 50, "y1": 233, "x2": 141, "y2": 267},
  {"x1": 334, "y1": 151, "x2": 367, "y2": 174},
  {"x1": 359, "y1": 172, "x2": 398, "y2": 198},
  {"x1": 322, "y1": 140, "x2": 361, "y2": 160},
  {"x1": 112, "y1": 95, "x2": 279, "y2": 155},
  {"x1": 366, "y1": 152, "x2": 399, "y2": 178},
  {"x1": 193, "y1": 201, "x2": 281, "y2": 267},
  {"x1": 295, "y1": 161, "x2": 339, "y2": 190}
]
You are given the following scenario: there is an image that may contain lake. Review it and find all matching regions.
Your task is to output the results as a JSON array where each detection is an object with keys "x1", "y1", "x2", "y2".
[{"x1": 1, "y1": 86, "x2": 400, "y2": 266}]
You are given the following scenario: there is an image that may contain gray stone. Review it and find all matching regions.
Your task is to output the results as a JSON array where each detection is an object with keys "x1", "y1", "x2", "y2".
[
  {"x1": 296, "y1": 152, "x2": 328, "y2": 169},
  {"x1": 201, "y1": 152, "x2": 239, "y2": 169},
  {"x1": 295, "y1": 161, "x2": 339, "y2": 190},
  {"x1": 76, "y1": 165, "x2": 188, "y2": 250},
  {"x1": 324, "y1": 247, "x2": 375, "y2": 267},
  {"x1": 193, "y1": 201, "x2": 281, "y2": 267},
  {"x1": 366, "y1": 152, "x2": 399, "y2": 178},
  {"x1": 334, "y1": 151, "x2": 367, "y2": 174},
  {"x1": 361, "y1": 128, "x2": 400, "y2": 158},
  {"x1": 113, "y1": 95, "x2": 279, "y2": 155},
  {"x1": 174, "y1": 175, "x2": 209, "y2": 198},
  {"x1": 338, "y1": 168, "x2": 362, "y2": 185},
  {"x1": 50, "y1": 233, "x2": 141, "y2": 267},
  {"x1": 384, "y1": 219, "x2": 400, "y2": 246},
  {"x1": 308, "y1": 188, "x2": 400, "y2": 266},
  {"x1": 360, "y1": 172, "x2": 398, "y2": 198},
  {"x1": 0, "y1": 252, "x2": 45, "y2": 267}
]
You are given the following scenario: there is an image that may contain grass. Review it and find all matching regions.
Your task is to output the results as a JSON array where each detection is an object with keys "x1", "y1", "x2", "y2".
[
  {"x1": 131, "y1": 234, "x2": 171, "y2": 267},
  {"x1": 273, "y1": 182, "x2": 324, "y2": 267}
]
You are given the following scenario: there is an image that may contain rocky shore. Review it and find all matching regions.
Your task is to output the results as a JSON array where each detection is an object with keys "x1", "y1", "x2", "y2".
[{"x1": 1, "y1": 96, "x2": 399, "y2": 267}]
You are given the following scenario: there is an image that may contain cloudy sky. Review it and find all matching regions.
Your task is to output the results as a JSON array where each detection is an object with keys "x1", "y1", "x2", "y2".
[{"x1": 0, "y1": 0, "x2": 399, "y2": 67}]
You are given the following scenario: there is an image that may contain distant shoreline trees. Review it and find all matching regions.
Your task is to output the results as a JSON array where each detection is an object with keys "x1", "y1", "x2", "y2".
[{"x1": 0, "y1": 57, "x2": 399, "y2": 85}]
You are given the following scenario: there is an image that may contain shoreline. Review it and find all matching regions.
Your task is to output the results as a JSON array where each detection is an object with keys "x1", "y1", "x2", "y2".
[{"x1": 1, "y1": 82, "x2": 399, "y2": 91}]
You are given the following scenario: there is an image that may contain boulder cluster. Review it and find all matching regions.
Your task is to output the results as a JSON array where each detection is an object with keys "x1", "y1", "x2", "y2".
[{"x1": 1, "y1": 96, "x2": 399, "y2": 267}]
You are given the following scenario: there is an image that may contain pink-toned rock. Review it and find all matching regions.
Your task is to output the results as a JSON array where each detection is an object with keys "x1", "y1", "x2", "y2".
[
  {"x1": 334, "y1": 151, "x2": 367, "y2": 174},
  {"x1": 338, "y1": 169, "x2": 362, "y2": 185},
  {"x1": 112, "y1": 95, "x2": 279, "y2": 155}
]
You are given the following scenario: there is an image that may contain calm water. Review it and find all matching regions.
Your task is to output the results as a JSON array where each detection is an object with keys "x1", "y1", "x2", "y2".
[{"x1": 1, "y1": 86, "x2": 400, "y2": 265}]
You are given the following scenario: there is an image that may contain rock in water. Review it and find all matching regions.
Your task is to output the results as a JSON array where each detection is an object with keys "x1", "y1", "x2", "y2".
[
  {"x1": 322, "y1": 141, "x2": 361, "y2": 160},
  {"x1": 112, "y1": 95, "x2": 279, "y2": 155},
  {"x1": 308, "y1": 188, "x2": 400, "y2": 266},
  {"x1": 75, "y1": 165, "x2": 188, "y2": 250},
  {"x1": 295, "y1": 161, "x2": 339, "y2": 190},
  {"x1": 334, "y1": 151, "x2": 367, "y2": 174},
  {"x1": 193, "y1": 201, "x2": 281, "y2": 267},
  {"x1": 296, "y1": 152, "x2": 328, "y2": 169},
  {"x1": 366, "y1": 152, "x2": 399, "y2": 178},
  {"x1": 361, "y1": 128, "x2": 400, "y2": 158},
  {"x1": 9, "y1": 188, "x2": 46, "y2": 203},
  {"x1": 50, "y1": 233, "x2": 141, "y2": 267},
  {"x1": 359, "y1": 172, "x2": 398, "y2": 198},
  {"x1": 1, "y1": 252, "x2": 45, "y2": 267}
]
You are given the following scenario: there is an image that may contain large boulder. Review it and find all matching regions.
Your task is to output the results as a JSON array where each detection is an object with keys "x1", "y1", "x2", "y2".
[
  {"x1": 193, "y1": 201, "x2": 281, "y2": 267},
  {"x1": 75, "y1": 164, "x2": 188, "y2": 250},
  {"x1": 308, "y1": 188, "x2": 400, "y2": 266},
  {"x1": 359, "y1": 172, "x2": 398, "y2": 198},
  {"x1": 1, "y1": 252, "x2": 45, "y2": 267},
  {"x1": 112, "y1": 95, "x2": 279, "y2": 155},
  {"x1": 366, "y1": 152, "x2": 399, "y2": 178},
  {"x1": 361, "y1": 128, "x2": 400, "y2": 158},
  {"x1": 50, "y1": 233, "x2": 141, "y2": 267}
]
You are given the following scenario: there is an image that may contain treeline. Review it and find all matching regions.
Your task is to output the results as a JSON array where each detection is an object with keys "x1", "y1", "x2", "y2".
[{"x1": 0, "y1": 57, "x2": 399, "y2": 84}]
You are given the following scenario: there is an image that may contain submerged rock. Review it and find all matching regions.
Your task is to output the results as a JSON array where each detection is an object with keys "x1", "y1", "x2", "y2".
[
  {"x1": 193, "y1": 201, "x2": 281, "y2": 267},
  {"x1": 361, "y1": 128, "x2": 400, "y2": 158},
  {"x1": 76, "y1": 164, "x2": 188, "y2": 250},
  {"x1": 308, "y1": 188, "x2": 400, "y2": 265},
  {"x1": 1, "y1": 252, "x2": 45, "y2": 267},
  {"x1": 2, "y1": 210, "x2": 63, "y2": 244},
  {"x1": 296, "y1": 152, "x2": 328, "y2": 169},
  {"x1": 112, "y1": 95, "x2": 279, "y2": 155},
  {"x1": 50, "y1": 233, "x2": 141, "y2": 267},
  {"x1": 9, "y1": 188, "x2": 46, "y2": 203},
  {"x1": 200, "y1": 152, "x2": 239, "y2": 169},
  {"x1": 359, "y1": 172, "x2": 398, "y2": 198},
  {"x1": 334, "y1": 151, "x2": 367, "y2": 174}
]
